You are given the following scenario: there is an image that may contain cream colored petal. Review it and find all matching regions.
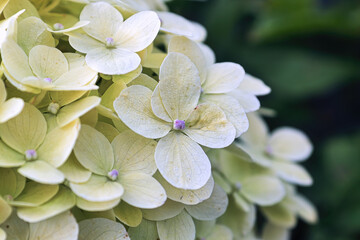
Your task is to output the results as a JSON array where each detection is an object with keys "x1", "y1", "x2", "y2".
[
  {"x1": 168, "y1": 36, "x2": 207, "y2": 82},
  {"x1": 79, "y1": 218, "x2": 130, "y2": 240},
  {"x1": 86, "y1": 46, "x2": 141, "y2": 75},
  {"x1": 119, "y1": 172, "x2": 166, "y2": 209},
  {"x1": 0, "y1": 197, "x2": 12, "y2": 224},
  {"x1": 114, "y1": 85, "x2": 171, "y2": 139},
  {"x1": 0, "y1": 168, "x2": 25, "y2": 198},
  {"x1": 115, "y1": 11, "x2": 160, "y2": 52},
  {"x1": 17, "y1": 186, "x2": 76, "y2": 223},
  {"x1": 0, "y1": 98, "x2": 24, "y2": 123},
  {"x1": 112, "y1": 64, "x2": 142, "y2": 84},
  {"x1": 159, "y1": 52, "x2": 201, "y2": 120},
  {"x1": 128, "y1": 219, "x2": 158, "y2": 240},
  {"x1": 272, "y1": 161, "x2": 313, "y2": 186},
  {"x1": 0, "y1": 140, "x2": 25, "y2": 167},
  {"x1": 2, "y1": 67, "x2": 40, "y2": 94},
  {"x1": 227, "y1": 90, "x2": 260, "y2": 112},
  {"x1": 29, "y1": 211, "x2": 78, "y2": 240},
  {"x1": 203, "y1": 62, "x2": 244, "y2": 94},
  {"x1": 59, "y1": 153, "x2": 92, "y2": 184},
  {"x1": 184, "y1": 103, "x2": 236, "y2": 148},
  {"x1": 157, "y1": 211, "x2": 195, "y2": 240},
  {"x1": 155, "y1": 131, "x2": 211, "y2": 190},
  {"x1": 76, "y1": 196, "x2": 120, "y2": 212},
  {"x1": 0, "y1": 9, "x2": 24, "y2": 49},
  {"x1": 11, "y1": 182, "x2": 58, "y2": 207},
  {"x1": 198, "y1": 43, "x2": 216, "y2": 66},
  {"x1": 0, "y1": 103, "x2": 46, "y2": 153},
  {"x1": 239, "y1": 74, "x2": 271, "y2": 96},
  {"x1": 240, "y1": 112, "x2": 269, "y2": 149},
  {"x1": 269, "y1": 127, "x2": 313, "y2": 162},
  {"x1": 3, "y1": 0, "x2": 39, "y2": 21},
  {"x1": 56, "y1": 96, "x2": 101, "y2": 128},
  {"x1": 151, "y1": 84, "x2": 171, "y2": 122},
  {"x1": 18, "y1": 160, "x2": 65, "y2": 185},
  {"x1": 202, "y1": 94, "x2": 248, "y2": 138},
  {"x1": 142, "y1": 199, "x2": 184, "y2": 221},
  {"x1": 262, "y1": 223, "x2": 289, "y2": 240},
  {"x1": 0, "y1": 228, "x2": 5, "y2": 240},
  {"x1": 155, "y1": 172, "x2": 214, "y2": 205},
  {"x1": 70, "y1": 175, "x2": 124, "y2": 202},
  {"x1": 80, "y1": 2, "x2": 123, "y2": 42},
  {"x1": 113, "y1": 201, "x2": 142, "y2": 227},
  {"x1": 101, "y1": 81, "x2": 127, "y2": 111},
  {"x1": 185, "y1": 184, "x2": 228, "y2": 221},
  {"x1": 67, "y1": 30, "x2": 103, "y2": 53},
  {"x1": 74, "y1": 125, "x2": 114, "y2": 175},
  {"x1": 112, "y1": 130, "x2": 157, "y2": 175},
  {"x1": 20, "y1": 76, "x2": 54, "y2": 90},
  {"x1": 18, "y1": 17, "x2": 55, "y2": 55},
  {"x1": 53, "y1": 67, "x2": 98, "y2": 90}
]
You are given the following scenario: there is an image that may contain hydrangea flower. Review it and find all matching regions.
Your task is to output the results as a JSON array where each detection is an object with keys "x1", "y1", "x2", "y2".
[
  {"x1": 67, "y1": 2, "x2": 160, "y2": 75},
  {"x1": 114, "y1": 52, "x2": 236, "y2": 190}
]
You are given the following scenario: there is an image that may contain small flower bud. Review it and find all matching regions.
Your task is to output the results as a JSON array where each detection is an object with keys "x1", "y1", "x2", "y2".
[
  {"x1": 44, "y1": 77, "x2": 53, "y2": 83},
  {"x1": 105, "y1": 37, "x2": 115, "y2": 48},
  {"x1": 25, "y1": 149, "x2": 37, "y2": 161},
  {"x1": 173, "y1": 119, "x2": 185, "y2": 130},
  {"x1": 53, "y1": 23, "x2": 64, "y2": 30},
  {"x1": 235, "y1": 182, "x2": 242, "y2": 190},
  {"x1": 107, "y1": 169, "x2": 119, "y2": 181},
  {"x1": 48, "y1": 102, "x2": 60, "y2": 115}
]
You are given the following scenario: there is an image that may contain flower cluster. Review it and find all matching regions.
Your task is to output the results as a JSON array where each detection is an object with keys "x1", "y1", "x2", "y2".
[{"x1": 0, "y1": 0, "x2": 317, "y2": 239}]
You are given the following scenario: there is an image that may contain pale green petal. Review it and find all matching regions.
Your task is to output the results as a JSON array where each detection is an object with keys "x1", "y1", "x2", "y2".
[
  {"x1": 128, "y1": 73, "x2": 158, "y2": 91},
  {"x1": 76, "y1": 196, "x2": 120, "y2": 212},
  {"x1": 159, "y1": 52, "x2": 201, "y2": 120},
  {"x1": 128, "y1": 219, "x2": 159, "y2": 240},
  {"x1": 269, "y1": 127, "x2": 313, "y2": 162},
  {"x1": 157, "y1": 211, "x2": 195, "y2": 240},
  {"x1": 207, "y1": 225, "x2": 233, "y2": 240},
  {"x1": 18, "y1": 17, "x2": 55, "y2": 55},
  {"x1": 112, "y1": 130, "x2": 157, "y2": 175},
  {"x1": 228, "y1": 90, "x2": 260, "y2": 113},
  {"x1": 0, "y1": 80, "x2": 5, "y2": 104},
  {"x1": 97, "y1": 104, "x2": 120, "y2": 120},
  {"x1": 86, "y1": 46, "x2": 140, "y2": 75},
  {"x1": 37, "y1": 119, "x2": 80, "y2": 168},
  {"x1": 3, "y1": 0, "x2": 39, "y2": 21},
  {"x1": 17, "y1": 186, "x2": 76, "y2": 223},
  {"x1": 53, "y1": 67, "x2": 98, "y2": 90},
  {"x1": 194, "y1": 219, "x2": 216, "y2": 239},
  {"x1": 0, "y1": 0, "x2": 9, "y2": 14},
  {"x1": 262, "y1": 223, "x2": 289, "y2": 240},
  {"x1": 212, "y1": 171, "x2": 232, "y2": 194},
  {"x1": 80, "y1": 2, "x2": 123, "y2": 42},
  {"x1": 0, "y1": 228, "x2": 5, "y2": 240},
  {"x1": 101, "y1": 81, "x2": 127, "y2": 111},
  {"x1": 79, "y1": 218, "x2": 130, "y2": 240},
  {"x1": 95, "y1": 122, "x2": 120, "y2": 142},
  {"x1": 48, "y1": 20, "x2": 89, "y2": 34},
  {"x1": 287, "y1": 194, "x2": 318, "y2": 224},
  {"x1": 112, "y1": 64, "x2": 142, "y2": 84},
  {"x1": 74, "y1": 209, "x2": 116, "y2": 222},
  {"x1": 56, "y1": 96, "x2": 101, "y2": 128},
  {"x1": 201, "y1": 94, "x2": 248, "y2": 138},
  {"x1": 0, "y1": 140, "x2": 25, "y2": 167},
  {"x1": 233, "y1": 191, "x2": 251, "y2": 212},
  {"x1": 0, "y1": 103, "x2": 46, "y2": 153},
  {"x1": 155, "y1": 131, "x2": 211, "y2": 190},
  {"x1": 115, "y1": 11, "x2": 160, "y2": 52},
  {"x1": 0, "y1": 197, "x2": 11, "y2": 224},
  {"x1": 119, "y1": 173, "x2": 166, "y2": 209},
  {"x1": 0, "y1": 168, "x2": 25, "y2": 198},
  {"x1": 272, "y1": 161, "x2": 313, "y2": 186},
  {"x1": 203, "y1": 62, "x2": 244, "y2": 94},
  {"x1": 155, "y1": 172, "x2": 214, "y2": 205},
  {"x1": 151, "y1": 85, "x2": 171, "y2": 122},
  {"x1": 28, "y1": 45, "x2": 68, "y2": 80},
  {"x1": 18, "y1": 160, "x2": 65, "y2": 185},
  {"x1": 0, "y1": 9, "x2": 24, "y2": 50},
  {"x1": 142, "y1": 199, "x2": 184, "y2": 221},
  {"x1": 59, "y1": 153, "x2": 91, "y2": 184},
  {"x1": 49, "y1": 90, "x2": 86, "y2": 107},
  {"x1": 185, "y1": 184, "x2": 228, "y2": 221},
  {"x1": 114, "y1": 85, "x2": 171, "y2": 139},
  {"x1": 261, "y1": 203, "x2": 296, "y2": 228},
  {"x1": 142, "y1": 52, "x2": 166, "y2": 69},
  {"x1": 80, "y1": 108, "x2": 98, "y2": 127},
  {"x1": 2, "y1": 66, "x2": 40, "y2": 94},
  {"x1": 113, "y1": 201, "x2": 142, "y2": 227},
  {"x1": 184, "y1": 103, "x2": 236, "y2": 148},
  {"x1": 0, "y1": 98, "x2": 24, "y2": 124},
  {"x1": 29, "y1": 211, "x2": 78, "y2": 240},
  {"x1": 1, "y1": 39, "x2": 33, "y2": 82},
  {"x1": 70, "y1": 175, "x2": 124, "y2": 202},
  {"x1": 11, "y1": 182, "x2": 58, "y2": 207},
  {"x1": 240, "y1": 112, "x2": 269, "y2": 149},
  {"x1": 74, "y1": 125, "x2": 114, "y2": 175},
  {"x1": 0, "y1": 212, "x2": 29, "y2": 240},
  {"x1": 168, "y1": 36, "x2": 207, "y2": 82},
  {"x1": 239, "y1": 74, "x2": 271, "y2": 96},
  {"x1": 67, "y1": 30, "x2": 103, "y2": 54},
  {"x1": 241, "y1": 176, "x2": 286, "y2": 206},
  {"x1": 235, "y1": 143, "x2": 272, "y2": 167}
]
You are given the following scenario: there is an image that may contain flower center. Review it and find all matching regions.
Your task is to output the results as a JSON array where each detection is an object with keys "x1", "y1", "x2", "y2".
[
  {"x1": 25, "y1": 149, "x2": 38, "y2": 161},
  {"x1": 48, "y1": 102, "x2": 60, "y2": 115},
  {"x1": 44, "y1": 77, "x2": 53, "y2": 83},
  {"x1": 53, "y1": 23, "x2": 64, "y2": 30},
  {"x1": 173, "y1": 119, "x2": 185, "y2": 130},
  {"x1": 105, "y1": 37, "x2": 115, "y2": 48},
  {"x1": 107, "y1": 169, "x2": 119, "y2": 181}
]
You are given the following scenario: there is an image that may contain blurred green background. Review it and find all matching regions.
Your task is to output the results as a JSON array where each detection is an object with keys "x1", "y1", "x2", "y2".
[{"x1": 167, "y1": 0, "x2": 360, "y2": 239}]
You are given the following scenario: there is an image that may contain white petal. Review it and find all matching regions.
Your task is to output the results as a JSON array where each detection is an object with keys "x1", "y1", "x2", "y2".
[
  {"x1": 240, "y1": 74, "x2": 271, "y2": 96},
  {"x1": 0, "y1": 98, "x2": 24, "y2": 123},
  {"x1": 67, "y1": 30, "x2": 103, "y2": 53},
  {"x1": 151, "y1": 84, "x2": 171, "y2": 122},
  {"x1": 157, "y1": 211, "x2": 195, "y2": 240},
  {"x1": 269, "y1": 127, "x2": 313, "y2": 162},
  {"x1": 227, "y1": 90, "x2": 260, "y2": 112},
  {"x1": 155, "y1": 131, "x2": 211, "y2": 190},
  {"x1": 272, "y1": 161, "x2": 313, "y2": 186},
  {"x1": 240, "y1": 112, "x2": 269, "y2": 149}
]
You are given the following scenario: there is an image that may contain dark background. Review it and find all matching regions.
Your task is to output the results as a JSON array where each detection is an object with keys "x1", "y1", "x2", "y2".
[{"x1": 167, "y1": 0, "x2": 360, "y2": 239}]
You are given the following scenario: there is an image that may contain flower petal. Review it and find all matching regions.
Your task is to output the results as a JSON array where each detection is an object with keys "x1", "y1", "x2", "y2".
[
  {"x1": 151, "y1": 84, "x2": 171, "y2": 122},
  {"x1": 207, "y1": 225, "x2": 233, "y2": 240},
  {"x1": 76, "y1": 196, "x2": 120, "y2": 212},
  {"x1": 59, "y1": 153, "x2": 91, "y2": 184},
  {"x1": 0, "y1": 212, "x2": 29, "y2": 240},
  {"x1": 95, "y1": 122, "x2": 120, "y2": 143},
  {"x1": 227, "y1": 90, "x2": 260, "y2": 112},
  {"x1": 3, "y1": 0, "x2": 39, "y2": 21},
  {"x1": 0, "y1": 140, "x2": 25, "y2": 167},
  {"x1": 262, "y1": 223, "x2": 289, "y2": 240},
  {"x1": 261, "y1": 202, "x2": 297, "y2": 228},
  {"x1": 184, "y1": 103, "x2": 236, "y2": 148},
  {"x1": 0, "y1": 168, "x2": 25, "y2": 198},
  {"x1": 114, "y1": 85, "x2": 171, "y2": 139},
  {"x1": 157, "y1": 211, "x2": 195, "y2": 240},
  {"x1": 67, "y1": 30, "x2": 103, "y2": 53},
  {"x1": 240, "y1": 112, "x2": 269, "y2": 149},
  {"x1": 128, "y1": 219, "x2": 159, "y2": 240},
  {"x1": 53, "y1": 67, "x2": 98, "y2": 90},
  {"x1": 142, "y1": 199, "x2": 184, "y2": 221},
  {"x1": 0, "y1": 98, "x2": 24, "y2": 124},
  {"x1": 272, "y1": 161, "x2": 313, "y2": 186},
  {"x1": 239, "y1": 74, "x2": 271, "y2": 95},
  {"x1": 11, "y1": 182, "x2": 58, "y2": 207},
  {"x1": 0, "y1": 197, "x2": 11, "y2": 224},
  {"x1": 79, "y1": 218, "x2": 130, "y2": 240},
  {"x1": 113, "y1": 201, "x2": 142, "y2": 227},
  {"x1": 18, "y1": 160, "x2": 65, "y2": 185},
  {"x1": 159, "y1": 52, "x2": 201, "y2": 121}
]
